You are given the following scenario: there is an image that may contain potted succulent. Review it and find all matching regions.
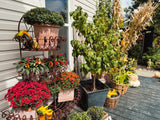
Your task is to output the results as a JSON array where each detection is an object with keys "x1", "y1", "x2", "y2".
[
  {"x1": 14, "y1": 57, "x2": 48, "y2": 81},
  {"x1": 104, "y1": 89, "x2": 120, "y2": 109},
  {"x1": 57, "y1": 72, "x2": 80, "y2": 102},
  {"x1": 4, "y1": 81, "x2": 51, "y2": 119},
  {"x1": 23, "y1": 7, "x2": 64, "y2": 49},
  {"x1": 87, "y1": 106, "x2": 108, "y2": 120},
  {"x1": 68, "y1": 112, "x2": 91, "y2": 120}
]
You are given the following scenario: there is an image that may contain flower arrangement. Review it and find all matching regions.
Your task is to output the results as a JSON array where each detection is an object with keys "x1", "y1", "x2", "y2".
[
  {"x1": 68, "y1": 112, "x2": 91, "y2": 120},
  {"x1": 23, "y1": 7, "x2": 64, "y2": 26},
  {"x1": 57, "y1": 72, "x2": 80, "y2": 90},
  {"x1": 43, "y1": 53, "x2": 68, "y2": 68},
  {"x1": 14, "y1": 57, "x2": 47, "y2": 76},
  {"x1": 107, "y1": 89, "x2": 118, "y2": 98},
  {"x1": 87, "y1": 106, "x2": 106, "y2": 120},
  {"x1": 4, "y1": 81, "x2": 51, "y2": 110},
  {"x1": 37, "y1": 106, "x2": 53, "y2": 119}
]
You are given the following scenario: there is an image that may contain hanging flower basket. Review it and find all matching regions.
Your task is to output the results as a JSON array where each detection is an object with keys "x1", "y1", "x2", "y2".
[
  {"x1": 58, "y1": 89, "x2": 75, "y2": 102},
  {"x1": 33, "y1": 24, "x2": 60, "y2": 49}
]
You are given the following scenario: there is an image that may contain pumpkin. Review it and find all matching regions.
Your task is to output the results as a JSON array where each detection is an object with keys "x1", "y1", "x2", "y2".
[
  {"x1": 130, "y1": 80, "x2": 140, "y2": 87},
  {"x1": 155, "y1": 72, "x2": 160, "y2": 78},
  {"x1": 129, "y1": 74, "x2": 138, "y2": 81}
]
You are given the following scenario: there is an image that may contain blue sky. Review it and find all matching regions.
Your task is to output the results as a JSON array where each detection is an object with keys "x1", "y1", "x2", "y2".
[{"x1": 120, "y1": 0, "x2": 132, "y2": 8}]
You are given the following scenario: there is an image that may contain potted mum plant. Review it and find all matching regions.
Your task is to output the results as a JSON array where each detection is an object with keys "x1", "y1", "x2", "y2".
[
  {"x1": 57, "y1": 72, "x2": 80, "y2": 102},
  {"x1": 14, "y1": 57, "x2": 47, "y2": 81},
  {"x1": 23, "y1": 7, "x2": 64, "y2": 49},
  {"x1": 68, "y1": 112, "x2": 91, "y2": 120},
  {"x1": 4, "y1": 81, "x2": 51, "y2": 119}
]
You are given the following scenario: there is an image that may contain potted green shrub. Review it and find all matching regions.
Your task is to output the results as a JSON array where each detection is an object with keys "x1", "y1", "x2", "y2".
[
  {"x1": 68, "y1": 112, "x2": 91, "y2": 120},
  {"x1": 23, "y1": 7, "x2": 64, "y2": 49},
  {"x1": 70, "y1": 0, "x2": 120, "y2": 110},
  {"x1": 87, "y1": 106, "x2": 108, "y2": 120}
]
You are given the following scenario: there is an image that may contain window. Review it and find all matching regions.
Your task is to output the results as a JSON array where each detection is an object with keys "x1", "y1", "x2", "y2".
[
  {"x1": 46, "y1": 0, "x2": 68, "y2": 23},
  {"x1": 45, "y1": 0, "x2": 70, "y2": 63}
]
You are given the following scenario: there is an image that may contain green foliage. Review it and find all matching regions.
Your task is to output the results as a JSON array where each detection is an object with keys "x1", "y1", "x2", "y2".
[
  {"x1": 70, "y1": 1, "x2": 122, "y2": 76},
  {"x1": 23, "y1": 7, "x2": 64, "y2": 26},
  {"x1": 68, "y1": 112, "x2": 91, "y2": 120},
  {"x1": 47, "y1": 84, "x2": 61, "y2": 96},
  {"x1": 87, "y1": 106, "x2": 106, "y2": 120},
  {"x1": 128, "y1": 44, "x2": 142, "y2": 61},
  {"x1": 143, "y1": 47, "x2": 160, "y2": 67}
]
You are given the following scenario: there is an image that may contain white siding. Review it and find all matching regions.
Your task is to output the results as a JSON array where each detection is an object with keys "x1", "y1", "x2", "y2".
[{"x1": 0, "y1": 0, "x2": 45, "y2": 111}]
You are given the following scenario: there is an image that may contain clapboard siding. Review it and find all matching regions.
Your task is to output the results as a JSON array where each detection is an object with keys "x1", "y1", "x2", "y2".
[
  {"x1": 0, "y1": 0, "x2": 45, "y2": 111},
  {"x1": 74, "y1": 0, "x2": 97, "y2": 22}
]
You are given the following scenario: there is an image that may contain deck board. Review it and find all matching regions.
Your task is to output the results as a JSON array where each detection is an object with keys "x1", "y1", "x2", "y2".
[
  {"x1": 72, "y1": 76, "x2": 160, "y2": 120},
  {"x1": 103, "y1": 76, "x2": 160, "y2": 120}
]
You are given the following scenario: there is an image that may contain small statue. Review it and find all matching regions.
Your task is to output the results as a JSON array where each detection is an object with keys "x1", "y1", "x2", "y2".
[
  {"x1": 32, "y1": 38, "x2": 39, "y2": 49},
  {"x1": 147, "y1": 59, "x2": 152, "y2": 69}
]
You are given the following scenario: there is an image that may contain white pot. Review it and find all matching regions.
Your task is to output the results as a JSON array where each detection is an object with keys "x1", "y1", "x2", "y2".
[{"x1": 58, "y1": 89, "x2": 74, "y2": 102}]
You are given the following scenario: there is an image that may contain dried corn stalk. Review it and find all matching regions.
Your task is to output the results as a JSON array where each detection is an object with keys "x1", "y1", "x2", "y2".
[{"x1": 120, "y1": 0, "x2": 159, "y2": 53}]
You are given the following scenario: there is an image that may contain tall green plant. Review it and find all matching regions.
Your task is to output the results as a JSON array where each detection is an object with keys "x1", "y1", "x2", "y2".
[{"x1": 70, "y1": 0, "x2": 122, "y2": 91}]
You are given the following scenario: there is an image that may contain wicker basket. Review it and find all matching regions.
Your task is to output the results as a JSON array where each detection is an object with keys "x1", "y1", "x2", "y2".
[
  {"x1": 111, "y1": 83, "x2": 129, "y2": 95},
  {"x1": 104, "y1": 91, "x2": 120, "y2": 109}
]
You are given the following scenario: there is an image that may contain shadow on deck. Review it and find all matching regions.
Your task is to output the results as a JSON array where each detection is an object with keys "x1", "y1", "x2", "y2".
[{"x1": 104, "y1": 76, "x2": 160, "y2": 120}]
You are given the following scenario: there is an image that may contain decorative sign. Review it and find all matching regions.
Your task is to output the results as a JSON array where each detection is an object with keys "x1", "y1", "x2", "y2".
[{"x1": 58, "y1": 89, "x2": 74, "y2": 102}]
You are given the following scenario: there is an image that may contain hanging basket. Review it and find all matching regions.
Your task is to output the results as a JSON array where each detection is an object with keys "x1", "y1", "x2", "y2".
[
  {"x1": 104, "y1": 91, "x2": 120, "y2": 109},
  {"x1": 33, "y1": 24, "x2": 60, "y2": 49},
  {"x1": 111, "y1": 83, "x2": 129, "y2": 95},
  {"x1": 58, "y1": 89, "x2": 75, "y2": 102}
]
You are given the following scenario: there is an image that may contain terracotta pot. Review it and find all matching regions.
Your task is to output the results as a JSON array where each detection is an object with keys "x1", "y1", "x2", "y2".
[
  {"x1": 111, "y1": 83, "x2": 129, "y2": 95},
  {"x1": 33, "y1": 24, "x2": 60, "y2": 49},
  {"x1": 58, "y1": 89, "x2": 74, "y2": 102},
  {"x1": 100, "y1": 113, "x2": 108, "y2": 120}
]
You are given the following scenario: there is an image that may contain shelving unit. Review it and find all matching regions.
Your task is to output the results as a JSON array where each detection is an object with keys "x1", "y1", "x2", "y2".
[{"x1": 1, "y1": 17, "x2": 81, "y2": 120}]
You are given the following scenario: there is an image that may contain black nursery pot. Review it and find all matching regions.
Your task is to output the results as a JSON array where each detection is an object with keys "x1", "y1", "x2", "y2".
[{"x1": 78, "y1": 79, "x2": 109, "y2": 111}]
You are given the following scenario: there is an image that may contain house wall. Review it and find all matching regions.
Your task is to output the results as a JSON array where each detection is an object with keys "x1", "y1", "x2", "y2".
[
  {"x1": 0, "y1": 0, "x2": 45, "y2": 111},
  {"x1": 68, "y1": 0, "x2": 98, "y2": 76}
]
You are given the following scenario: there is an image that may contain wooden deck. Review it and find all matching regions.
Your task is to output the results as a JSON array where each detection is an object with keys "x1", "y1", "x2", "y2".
[{"x1": 104, "y1": 76, "x2": 160, "y2": 120}]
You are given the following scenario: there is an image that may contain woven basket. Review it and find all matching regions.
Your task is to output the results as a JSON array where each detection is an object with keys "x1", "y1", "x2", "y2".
[
  {"x1": 111, "y1": 83, "x2": 129, "y2": 95},
  {"x1": 104, "y1": 91, "x2": 120, "y2": 109}
]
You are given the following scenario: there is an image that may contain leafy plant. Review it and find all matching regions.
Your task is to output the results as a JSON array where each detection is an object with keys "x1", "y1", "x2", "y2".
[
  {"x1": 4, "y1": 81, "x2": 51, "y2": 110},
  {"x1": 47, "y1": 83, "x2": 61, "y2": 95},
  {"x1": 14, "y1": 57, "x2": 48, "y2": 77},
  {"x1": 87, "y1": 106, "x2": 106, "y2": 120},
  {"x1": 143, "y1": 47, "x2": 160, "y2": 68},
  {"x1": 23, "y1": 7, "x2": 64, "y2": 26},
  {"x1": 43, "y1": 53, "x2": 68, "y2": 68},
  {"x1": 57, "y1": 72, "x2": 80, "y2": 90},
  {"x1": 70, "y1": 0, "x2": 122, "y2": 91},
  {"x1": 68, "y1": 112, "x2": 91, "y2": 120}
]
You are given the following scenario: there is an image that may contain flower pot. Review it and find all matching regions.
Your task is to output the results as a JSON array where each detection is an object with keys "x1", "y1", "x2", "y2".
[
  {"x1": 58, "y1": 89, "x2": 75, "y2": 102},
  {"x1": 23, "y1": 72, "x2": 41, "y2": 81},
  {"x1": 78, "y1": 79, "x2": 109, "y2": 111},
  {"x1": 39, "y1": 115, "x2": 45, "y2": 120},
  {"x1": 33, "y1": 24, "x2": 60, "y2": 49},
  {"x1": 100, "y1": 113, "x2": 108, "y2": 120},
  {"x1": 14, "y1": 108, "x2": 36, "y2": 120},
  {"x1": 104, "y1": 91, "x2": 120, "y2": 109},
  {"x1": 111, "y1": 83, "x2": 129, "y2": 95}
]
